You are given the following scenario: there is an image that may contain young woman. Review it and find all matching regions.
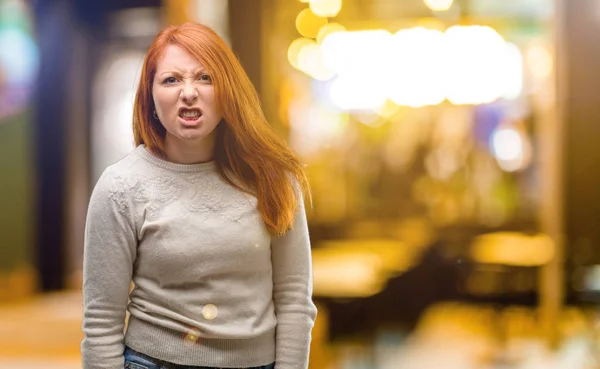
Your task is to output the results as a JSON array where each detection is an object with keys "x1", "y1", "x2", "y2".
[{"x1": 81, "y1": 22, "x2": 317, "y2": 369}]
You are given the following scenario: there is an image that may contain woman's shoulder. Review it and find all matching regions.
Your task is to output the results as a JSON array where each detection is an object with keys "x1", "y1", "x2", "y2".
[
  {"x1": 92, "y1": 148, "x2": 147, "y2": 196},
  {"x1": 98, "y1": 146, "x2": 147, "y2": 180}
]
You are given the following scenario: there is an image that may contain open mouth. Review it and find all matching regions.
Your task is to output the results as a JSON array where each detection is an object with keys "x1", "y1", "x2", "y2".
[{"x1": 178, "y1": 108, "x2": 203, "y2": 121}]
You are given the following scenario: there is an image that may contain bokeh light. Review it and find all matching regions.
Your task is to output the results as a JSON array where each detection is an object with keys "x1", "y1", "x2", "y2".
[
  {"x1": 301, "y1": 25, "x2": 524, "y2": 108},
  {"x1": 309, "y1": 0, "x2": 342, "y2": 18},
  {"x1": 202, "y1": 304, "x2": 218, "y2": 320},
  {"x1": 296, "y1": 8, "x2": 327, "y2": 39},
  {"x1": 387, "y1": 27, "x2": 446, "y2": 107},
  {"x1": 316, "y1": 22, "x2": 346, "y2": 44},
  {"x1": 443, "y1": 25, "x2": 510, "y2": 105},
  {"x1": 0, "y1": 28, "x2": 38, "y2": 85},
  {"x1": 491, "y1": 125, "x2": 531, "y2": 172},
  {"x1": 297, "y1": 43, "x2": 335, "y2": 81},
  {"x1": 423, "y1": 0, "x2": 454, "y2": 12},
  {"x1": 288, "y1": 37, "x2": 316, "y2": 71},
  {"x1": 0, "y1": 0, "x2": 39, "y2": 120}
]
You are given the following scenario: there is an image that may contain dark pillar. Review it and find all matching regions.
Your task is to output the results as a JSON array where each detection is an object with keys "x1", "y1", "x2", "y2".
[
  {"x1": 228, "y1": 0, "x2": 263, "y2": 96},
  {"x1": 32, "y1": 0, "x2": 74, "y2": 291},
  {"x1": 562, "y1": 0, "x2": 600, "y2": 280}
]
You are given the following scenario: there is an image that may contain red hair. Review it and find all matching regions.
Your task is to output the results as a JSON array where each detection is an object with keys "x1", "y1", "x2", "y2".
[{"x1": 133, "y1": 22, "x2": 309, "y2": 236}]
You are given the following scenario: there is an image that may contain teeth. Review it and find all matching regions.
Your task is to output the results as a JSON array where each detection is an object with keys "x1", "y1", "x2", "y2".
[{"x1": 181, "y1": 110, "x2": 200, "y2": 118}]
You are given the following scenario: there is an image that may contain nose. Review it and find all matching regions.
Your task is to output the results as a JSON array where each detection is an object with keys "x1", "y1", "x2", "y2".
[{"x1": 181, "y1": 82, "x2": 198, "y2": 104}]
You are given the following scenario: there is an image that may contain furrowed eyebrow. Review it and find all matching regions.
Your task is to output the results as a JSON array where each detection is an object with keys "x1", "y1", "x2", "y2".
[{"x1": 159, "y1": 69, "x2": 207, "y2": 76}]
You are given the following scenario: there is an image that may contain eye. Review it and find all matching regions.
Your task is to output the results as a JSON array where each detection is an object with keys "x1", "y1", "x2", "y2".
[
  {"x1": 199, "y1": 74, "x2": 212, "y2": 83},
  {"x1": 162, "y1": 76, "x2": 178, "y2": 84}
]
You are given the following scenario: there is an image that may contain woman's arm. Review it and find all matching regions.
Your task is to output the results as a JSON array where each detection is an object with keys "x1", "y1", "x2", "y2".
[
  {"x1": 81, "y1": 170, "x2": 137, "y2": 369},
  {"x1": 271, "y1": 185, "x2": 318, "y2": 369}
]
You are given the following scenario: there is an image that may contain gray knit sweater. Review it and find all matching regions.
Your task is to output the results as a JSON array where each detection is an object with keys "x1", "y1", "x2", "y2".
[{"x1": 81, "y1": 145, "x2": 317, "y2": 369}]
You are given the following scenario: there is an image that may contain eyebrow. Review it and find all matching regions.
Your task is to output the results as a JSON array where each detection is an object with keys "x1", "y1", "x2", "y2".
[{"x1": 159, "y1": 69, "x2": 206, "y2": 76}]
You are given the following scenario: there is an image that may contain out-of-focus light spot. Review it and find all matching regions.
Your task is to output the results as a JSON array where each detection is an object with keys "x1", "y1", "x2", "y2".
[
  {"x1": 288, "y1": 38, "x2": 315, "y2": 71},
  {"x1": 353, "y1": 111, "x2": 384, "y2": 127},
  {"x1": 423, "y1": 0, "x2": 454, "y2": 11},
  {"x1": 296, "y1": 25, "x2": 522, "y2": 109},
  {"x1": 299, "y1": 0, "x2": 310, "y2": 2},
  {"x1": 374, "y1": 99, "x2": 400, "y2": 118},
  {"x1": 309, "y1": 0, "x2": 342, "y2": 18},
  {"x1": 470, "y1": 232, "x2": 555, "y2": 266},
  {"x1": 321, "y1": 29, "x2": 391, "y2": 75},
  {"x1": 502, "y1": 43, "x2": 523, "y2": 100},
  {"x1": 183, "y1": 328, "x2": 201, "y2": 345},
  {"x1": 296, "y1": 8, "x2": 327, "y2": 39},
  {"x1": 316, "y1": 22, "x2": 346, "y2": 44},
  {"x1": 312, "y1": 239, "x2": 413, "y2": 297},
  {"x1": 387, "y1": 27, "x2": 446, "y2": 107},
  {"x1": 322, "y1": 30, "x2": 391, "y2": 110},
  {"x1": 444, "y1": 25, "x2": 510, "y2": 105},
  {"x1": 526, "y1": 41, "x2": 552, "y2": 80},
  {"x1": 202, "y1": 304, "x2": 218, "y2": 320},
  {"x1": 0, "y1": 27, "x2": 38, "y2": 85},
  {"x1": 312, "y1": 252, "x2": 383, "y2": 298},
  {"x1": 288, "y1": 97, "x2": 349, "y2": 157},
  {"x1": 492, "y1": 128, "x2": 522, "y2": 161},
  {"x1": 329, "y1": 77, "x2": 387, "y2": 110},
  {"x1": 491, "y1": 125, "x2": 530, "y2": 172},
  {"x1": 298, "y1": 43, "x2": 335, "y2": 81},
  {"x1": 298, "y1": 43, "x2": 321, "y2": 72}
]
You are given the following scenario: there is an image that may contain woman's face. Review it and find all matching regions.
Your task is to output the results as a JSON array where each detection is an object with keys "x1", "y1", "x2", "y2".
[{"x1": 152, "y1": 44, "x2": 222, "y2": 149}]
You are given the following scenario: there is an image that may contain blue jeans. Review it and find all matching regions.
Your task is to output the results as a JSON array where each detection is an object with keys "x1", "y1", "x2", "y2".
[{"x1": 124, "y1": 346, "x2": 276, "y2": 369}]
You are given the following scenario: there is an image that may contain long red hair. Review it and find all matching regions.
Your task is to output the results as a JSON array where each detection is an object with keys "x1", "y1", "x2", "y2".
[{"x1": 133, "y1": 22, "x2": 309, "y2": 236}]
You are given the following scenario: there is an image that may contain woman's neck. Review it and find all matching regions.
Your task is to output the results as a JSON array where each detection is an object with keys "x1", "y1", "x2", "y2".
[{"x1": 162, "y1": 134, "x2": 216, "y2": 164}]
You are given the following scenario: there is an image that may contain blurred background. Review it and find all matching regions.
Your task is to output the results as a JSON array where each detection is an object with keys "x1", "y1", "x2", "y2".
[{"x1": 1, "y1": 0, "x2": 600, "y2": 367}]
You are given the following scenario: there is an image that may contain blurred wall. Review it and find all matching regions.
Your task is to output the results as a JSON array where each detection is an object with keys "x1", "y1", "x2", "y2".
[
  {"x1": 0, "y1": 110, "x2": 34, "y2": 298},
  {"x1": 563, "y1": 0, "x2": 600, "y2": 269},
  {"x1": 0, "y1": 0, "x2": 38, "y2": 300}
]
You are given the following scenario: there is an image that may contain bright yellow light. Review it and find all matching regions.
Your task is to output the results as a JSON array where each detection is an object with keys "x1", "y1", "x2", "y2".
[
  {"x1": 353, "y1": 112, "x2": 384, "y2": 127},
  {"x1": 502, "y1": 43, "x2": 523, "y2": 100},
  {"x1": 443, "y1": 25, "x2": 509, "y2": 105},
  {"x1": 297, "y1": 43, "x2": 335, "y2": 80},
  {"x1": 321, "y1": 29, "x2": 391, "y2": 74},
  {"x1": 298, "y1": 43, "x2": 322, "y2": 72},
  {"x1": 388, "y1": 27, "x2": 446, "y2": 107},
  {"x1": 526, "y1": 42, "x2": 553, "y2": 80},
  {"x1": 296, "y1": 8, "x2": 327, "y2": 39},
  {"x1": 288, "y1": 37, "x2": 315, "y2": 71},
  {"x1": 312, "y1": 25, "x2": 523, "y2": 109},
  {"x1": 310, "y1": 0, "x2": 342, "y2": 17},
  {"x1": 299, "y1": 0, "x2": 310, "y2": 2},
  {"x1": 202, "y1": 304, "x2": 218, "y2": 320},
  {"x1": 329, "y1": 77, "x2": 387, "y2": 110},
  {"x1": 374, "y1": 99, "x2": 400, "y2": 118},
  {"x1": 471, "y1": 232, "x2": 555, "y2": 267},
  {"x1": 423, "y1": 0, "x2": 454, "y2": 11},
  {"x1": 322, "y1": 30, "x2": 391, "y2": 110},
  {"x1": 316, "y1": 22, "x2": 346, "y2": 44}
]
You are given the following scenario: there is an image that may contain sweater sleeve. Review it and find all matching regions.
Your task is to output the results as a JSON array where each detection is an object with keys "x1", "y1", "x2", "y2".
[
  {"x1": 270, "y1": 184, "x2": 318, "y2": 369},
  {"x1": 81, "y1": 169, "x2": 137, "y2": 369}
]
